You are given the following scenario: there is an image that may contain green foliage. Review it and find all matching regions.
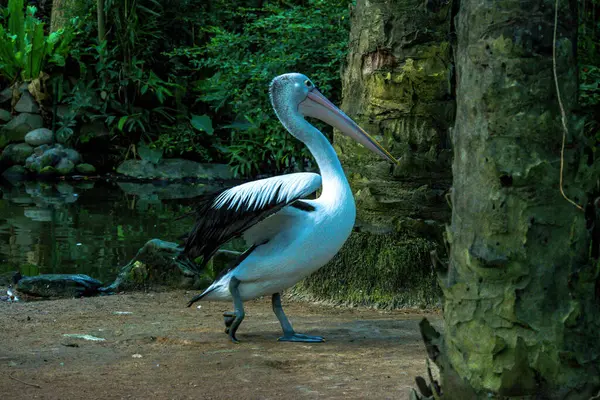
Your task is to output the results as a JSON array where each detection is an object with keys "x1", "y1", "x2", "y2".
[
  {"x1": 4, "y1": 0, "x2": 351, "y2": 173},
  {"x1": 580, "y1": 65, "x2": 600, "y2": 107},
  {"x1": 137, "y1": 141, "x2": 164, "y2": 164},
  {"x1": 0, "y1": 0, "x2": 76, "y2": 81},
  {"x1": 58, "y1": 1, "x2": 179, "y2": 146},
  {"x1": 190, "y1": 114, "x2": 214, "y2": 135},
  {"x1": 167, "y1": 0, "x2": 351, "y2": 176},
  {"x1": 578, "y1": 0, "x2": 600, "y2": 145}
]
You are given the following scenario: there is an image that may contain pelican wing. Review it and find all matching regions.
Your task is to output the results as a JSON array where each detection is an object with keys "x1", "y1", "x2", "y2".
[{"x1": 182, "y1": 172, "x2": 321, "y2": 266}]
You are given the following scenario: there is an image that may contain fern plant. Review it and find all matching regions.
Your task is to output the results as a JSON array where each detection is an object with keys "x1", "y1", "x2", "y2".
[{"x1": 0, "y1": 0, "x2": 76, "y2": 82}]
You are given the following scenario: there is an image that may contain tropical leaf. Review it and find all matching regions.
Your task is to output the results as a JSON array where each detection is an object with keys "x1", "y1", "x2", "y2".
[
  {"x1": 117, "y1": 116, "x2": 129, "y2": 131},
  {"x1": 8, "y1": 0, "x2": 24, "y2": 53},
  {"x1": 138, "y1": 141, "x2": 163, "y2": 164},
  {"x1": 190, "y1": 114, "x2": 214, "y2": 135}
]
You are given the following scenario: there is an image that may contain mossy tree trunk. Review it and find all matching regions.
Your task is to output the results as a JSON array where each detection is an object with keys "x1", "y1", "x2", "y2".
[
  {"x1": 50, "y1": 0, "x2": 85, "y2": 32},
  {"x1": 298, "y1": 0, "x2": 455, "y2": 308},
  {"x1": 425, "y1": 0, "x2": 600, "y2": 397}
]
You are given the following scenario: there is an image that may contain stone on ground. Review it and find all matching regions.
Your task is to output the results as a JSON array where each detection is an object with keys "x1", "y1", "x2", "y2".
[
  {"x1": 64, "y1": 148, "x2": 81, "y2": 164},
  {"x1": 14, "y1": 92, "x2": 39, "y2": 113},
  {"x1": 1, "y1": 143, "x2": 34, "y2": 164},
  {"x1": 55, "y1": 158, "x2": 75, "y2": 175},
  {"x1": 1, "y1": 113, "x2": 44, "y2": 143},
  {"x1": 0, "y1": 109, "x2": 11, "y2": 122},
  {"x1": 2, "y1": 165, "x2": 27, "y2": 181},
  {"x1": 75, "y1": 163, "x2": 96, "y2": 174},
  {"x1": 25, "y1": 128, "x2": 54, "y2": 146}
]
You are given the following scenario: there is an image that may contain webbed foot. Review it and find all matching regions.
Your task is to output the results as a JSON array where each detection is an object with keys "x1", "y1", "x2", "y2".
[{"x1": 278, "y1": 333, "x2": 325, "y2": 343}]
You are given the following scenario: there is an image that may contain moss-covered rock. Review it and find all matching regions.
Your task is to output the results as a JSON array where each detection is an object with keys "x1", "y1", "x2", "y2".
[
  {"x1": 39, "y1": 166, "x2": 57, "y2": 176},
  {"x1": 293, "y1": 231, "x2": 439, "y2": 309},
  {"x1": 1, "y1": 113, "x2": 43, "y2": 143},
  {"x1": 2, "y1": 165, "x2": 27, "y2": 181},
  {"x1": 103, "y1": 239, "x2": 241, "y2": 292},
  {"x1": 1, "y1": 142, "x2": 34, "y2": 165},
  {"x1": 55, "y1": 158, "x2": 75, "y2": 175},
  {"x1": 75, "y1": 163, "x2": 96, "y2": 174}
]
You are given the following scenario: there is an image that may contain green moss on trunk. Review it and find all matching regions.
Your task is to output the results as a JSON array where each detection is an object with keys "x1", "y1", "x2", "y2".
[{"x1": 436, "y1": 0, "x2": 600, "y2": 397}]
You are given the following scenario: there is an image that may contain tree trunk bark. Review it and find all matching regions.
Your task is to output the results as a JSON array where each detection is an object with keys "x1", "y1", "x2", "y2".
[
  {"x1": 433, "y1": 0, "x2": 600, "y2": 397},
  {"x1": 50, "y1": 0, "x2": 85, "y2": 32},
  {"x1": 97, "y1": 0, "x2": 106, "y2": 42},
  {"x1": 299, "y1": 0, "x2": 455, "y2": 308},
  {"x1": 338, "y1": 0, "x2": 454, "y2": 235}
]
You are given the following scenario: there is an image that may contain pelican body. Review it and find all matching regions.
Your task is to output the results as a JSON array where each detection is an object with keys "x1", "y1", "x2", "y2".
[{"x1": 184, "y1": 73, "x2": 397, "y2": 343}]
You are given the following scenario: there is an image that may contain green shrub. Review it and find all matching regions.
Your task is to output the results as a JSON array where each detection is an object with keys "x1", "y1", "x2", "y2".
[
  {"x1": 57, "y1": 0, "x2": 179, "y2": 146},
  {"x1": 168, "y1": 0, "x2": 352, "y2": 176},
  {"x1": 578, "y1": 0, "x2": 600, "y2": 145},
  {"x1": 0, "y1": 0, "x2": 76, "y2": 82}
]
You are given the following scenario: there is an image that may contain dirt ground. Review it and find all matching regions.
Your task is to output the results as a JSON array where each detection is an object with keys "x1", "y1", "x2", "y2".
[{"x1": 0, "y1": 291, "x2": 440, "y2": 400}]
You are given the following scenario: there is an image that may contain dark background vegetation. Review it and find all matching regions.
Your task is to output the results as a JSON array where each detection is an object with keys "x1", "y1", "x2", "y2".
[
  {"x1": 0, "y1": 0, "x2": 597, "y2": 176},
  {"x1": 0, "y1": 0, "x2": 351, "y2": 176}
]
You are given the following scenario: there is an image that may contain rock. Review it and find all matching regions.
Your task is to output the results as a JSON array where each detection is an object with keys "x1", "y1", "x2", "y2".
[
  {"x1": 55, "y1": 158, "x2": 75, "y2": 175},
  {"x1": 117, "y1": 182, "x2": 221, "y2": 201},
  {"x1": 1, "y1": 143, "x2": 34, "y2": 164},
  {"x1": 2, "y1": 165, "x2": 27, "y2": 182},
  {"x1": 102, "y1": 240, "x2": 189, "y2": 291},
  {"x1": 116, "y1": 159, "x2": 233, "y2": 181},
  {"x1": 18, "y1": 82, "x2": 29, "y2": 93},
  {"x1": 33, "y1": 144, "x2": 51, "y2": 155},
  {"x1": 103, "y1": 239, "x2": 238, "y2": 292},
  {"x1": 14, "y1": 274, "x2": 105, "y2": 298},
  {"x1": 39, "y1": 147, "x2": 66, "y2": 167},
  {"x1": 0, "y1": 87, "x2": 11, "y2": 104},
  {"x1": 14, "y1": 92, "x2": 39, "y2": 113},
  {"x1": 24, "y1": 155, "x2": 42, "y2": 172},
  {"x1": 0, "y1": 109, "x2": 11, "y2": 122},
  {"x1": 24, "y1": 145, "x2": 79, "y2": 175},
  {"x1": 75, "y1": 163, "x2": 96, "y2": 174},
  {"x1": 64, "y1": 148, "x2": 81, "y2": 164},
  {"x1": 39, "y1": 165, "x2": 57, "y2": 176},
  {"x1": 25, "y1": 128, "x2": 54, "y2": 146},
  {"x1": 1, "y1": 113, "x2": 44, "y2": 143}
]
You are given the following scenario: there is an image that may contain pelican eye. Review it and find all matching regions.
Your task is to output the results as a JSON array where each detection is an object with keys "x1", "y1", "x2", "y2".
[{"x1": 304, "y1": 80, "x2": 313, "y2": 88}]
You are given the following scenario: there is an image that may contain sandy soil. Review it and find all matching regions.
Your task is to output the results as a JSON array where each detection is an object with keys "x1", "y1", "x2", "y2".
[{"x1": 0, "y1": 291, "x2": 440, "y2": 400}]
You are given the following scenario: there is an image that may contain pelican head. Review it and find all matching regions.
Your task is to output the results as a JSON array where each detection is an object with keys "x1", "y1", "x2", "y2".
[{"x1": 269, "y1": 73, "x2": 398, "y2": 164}]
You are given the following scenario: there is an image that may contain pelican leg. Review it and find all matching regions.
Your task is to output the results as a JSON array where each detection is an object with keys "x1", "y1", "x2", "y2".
[
  {"x1": 272, "y1": 293, "x2": 324, "y2": 343},
  {"x1": 228, "y1": 277, "x2": 245, "y2": 343},
  {"x1": 223, "y1": 312, "x2": 235, "y2": 334}
]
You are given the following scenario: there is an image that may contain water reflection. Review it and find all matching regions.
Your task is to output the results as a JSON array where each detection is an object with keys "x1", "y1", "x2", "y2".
[{"x1": 0, "y1": 180, "x2": 228, "y2": 284}]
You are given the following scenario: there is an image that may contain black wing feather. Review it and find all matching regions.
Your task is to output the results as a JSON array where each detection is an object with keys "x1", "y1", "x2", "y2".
[{"x1": 182, "y1": 173, "x2": 320, "y2": 268}]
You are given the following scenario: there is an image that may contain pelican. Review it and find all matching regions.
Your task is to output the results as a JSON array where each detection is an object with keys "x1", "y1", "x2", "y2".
[{"x1": 184, "y1": 73, "x2": 397, "y2": 343}]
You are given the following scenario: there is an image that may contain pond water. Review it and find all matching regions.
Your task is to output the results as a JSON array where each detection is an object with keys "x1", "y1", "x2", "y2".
[{"x1": 0, "y1": 179, "x2": 233, "y2": 285}]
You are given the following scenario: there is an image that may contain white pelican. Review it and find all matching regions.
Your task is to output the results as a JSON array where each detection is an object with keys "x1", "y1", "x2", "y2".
[{"x1": 184, "y1": 73, "x2": 397, "y2": 343}]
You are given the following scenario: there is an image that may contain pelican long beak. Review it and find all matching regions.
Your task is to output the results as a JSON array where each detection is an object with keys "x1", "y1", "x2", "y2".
[{"x1": 299, "y1": 89, "x2": 399, "y2": 164}]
